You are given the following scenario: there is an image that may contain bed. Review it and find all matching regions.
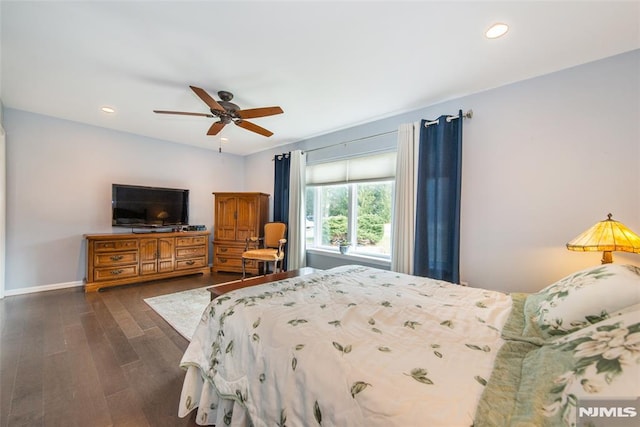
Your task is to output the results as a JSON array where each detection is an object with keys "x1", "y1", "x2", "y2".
[{"x1": 178, "y1": 264, "x2": 640, "y2": 426}]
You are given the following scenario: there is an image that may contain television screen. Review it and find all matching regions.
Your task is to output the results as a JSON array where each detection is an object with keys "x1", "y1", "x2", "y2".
[{"x1": 112, "y1": 184, "x2": 189, "y2": 227}]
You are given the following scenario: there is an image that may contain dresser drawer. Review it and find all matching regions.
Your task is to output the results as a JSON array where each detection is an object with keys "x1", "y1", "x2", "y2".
[
  {"x1": 214, "y1": 244, "x2": 245, "y2": 256},
  {"x1": 176, "y1": 236, "x2": 207, "y2": 247},
  {"x1": 214, "y1": 255, "x2": 242, "y2": 269},
  {"x1": 175, "y1": 257, "x2": 207, "y2": 271},
  {"x1": 94, "y1": 265, "x2": 138, "y2": 281},
  {"x1": 94, "y1": 239, "x2": 138, "y2": 252},
  {"x1": 214, "y1": 256, "x2": 257, "y2": 269},
  {"x1": 176, "y1": 246, "x2": 206, "y2": 259},
  {"x1": 94, "y1": 251, "x2": 138, "y2": 267}
]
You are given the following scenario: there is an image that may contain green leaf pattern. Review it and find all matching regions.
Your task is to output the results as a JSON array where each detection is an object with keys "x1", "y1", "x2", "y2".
[
  {"x1": 332, "y1": 341, "x2": 352, "y2": 355},
  {"x1": 534, "y1": 267, "x2": 621, "y2": 337},
  {"x1": 181, "y1": 265, "x2": 512, "y2": 426},
  {"x1": 350, "y1": 381, "x2": 371, "y2": 398},
  {"x1": 405, "y1": 368, "x2": 434, "y2": 385}
]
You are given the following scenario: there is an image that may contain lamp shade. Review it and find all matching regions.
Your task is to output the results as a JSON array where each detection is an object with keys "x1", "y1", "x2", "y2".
[{"x1": 567, "y1": 213, "x2": 640, "y2": 263}]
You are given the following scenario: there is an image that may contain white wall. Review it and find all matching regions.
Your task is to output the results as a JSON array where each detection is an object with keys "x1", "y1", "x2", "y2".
[
  {"x1": 4, "y1": 110, "x2": 245, "y2": 292},
  {"x1": 1, "y1": 100, "x2": 4, "y2": 299},
  {"x1": 245, "y1": 50, "x2": 640, "y2": 293},
  {"x1": 4, "y1": 51, "x2": 638, "y2": 294},
  {"x1": 0, "y1": 123, "x2": 5, "y2": 300}
]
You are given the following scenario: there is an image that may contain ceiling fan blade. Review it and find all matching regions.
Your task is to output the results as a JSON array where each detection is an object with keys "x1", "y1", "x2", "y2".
[
  {"x1": 207, "y1": 121, "x2": 226, "y2": 136},
  {"x1": 235, "y1": 120, "x2": 274, "y2": 137},
  {"x1": 154, "y1": 110, "x2": 214, "y2": 118},
  {"x1": 236, "y1": 106, "x2": 284, "y2": 119},
  {"x1": 190, "y1": 86, "x2": 225, "y2": 111}
]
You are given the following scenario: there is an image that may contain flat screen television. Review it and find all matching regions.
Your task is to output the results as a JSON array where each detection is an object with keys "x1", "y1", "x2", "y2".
[{"x1": 112, "y1": 184, "x2": 189, "y2": 227}]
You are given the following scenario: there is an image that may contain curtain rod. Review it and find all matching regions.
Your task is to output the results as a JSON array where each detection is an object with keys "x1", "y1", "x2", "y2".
[
  {"x1": 424, "y1": 109, "x2": 473, "y2": 127},
  {"x1": 272, "y1": 130, "x2": 397, "y2": 160},
  {"x1": 273, "y1": 152, "x2": 290, "y2": 161},
  {"x1": 301, "y1": 129, "x2": 398, "y2": 155},
  {"x1": 273, "y1": 109, "x2": 473, "y2": 159}
]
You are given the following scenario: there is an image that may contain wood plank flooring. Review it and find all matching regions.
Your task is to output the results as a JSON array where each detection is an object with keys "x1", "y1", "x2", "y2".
[{"x1": 0, "y1": 271, "x2": 240, "y2": 427}]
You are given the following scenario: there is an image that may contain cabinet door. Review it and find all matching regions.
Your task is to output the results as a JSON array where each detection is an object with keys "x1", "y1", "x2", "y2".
[
  {"x1": 236, "y1": 196, "x2": 259, "y2": 241},
  {"x1": 215, "y1": 196, "x2": 238, "y2": 241},
  {"x1": 139, "y1": 238, "x2": 158, "y2": 275},
  {"x1": 140, "y1": 237, "x2": 175, "y2": 275},
  {"x1": 157, "y1": 238, "x2": 175, "y2": 273}
]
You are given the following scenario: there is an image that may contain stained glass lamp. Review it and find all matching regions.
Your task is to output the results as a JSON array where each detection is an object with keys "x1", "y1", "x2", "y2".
[{"x1": 567, "y1": 213, "x2": 640, "y2": 264}]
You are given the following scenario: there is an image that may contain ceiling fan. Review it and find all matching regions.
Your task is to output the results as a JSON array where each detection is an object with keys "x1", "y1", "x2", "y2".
[{"x1": 154, "y1": 86, "x2": 283, "y2": 137}]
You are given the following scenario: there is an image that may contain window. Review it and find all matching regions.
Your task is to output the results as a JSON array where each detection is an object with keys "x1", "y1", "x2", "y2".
[{"x1": 305, "y1": 152, "x2": 395, "y2": 259}]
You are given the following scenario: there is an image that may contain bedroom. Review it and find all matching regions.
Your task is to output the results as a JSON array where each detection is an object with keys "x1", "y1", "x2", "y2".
[
  {"x1": 0, "y1": 0, "x2": 637, "y2": 297},
  {"x1": 1, "y1": 1, "x2": 639, "y2": 425}
]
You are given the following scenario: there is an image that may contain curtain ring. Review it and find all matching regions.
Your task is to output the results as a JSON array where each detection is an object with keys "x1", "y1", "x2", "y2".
[{"x1": 274, "y1": 152, "x2": 291, "y2": 161}]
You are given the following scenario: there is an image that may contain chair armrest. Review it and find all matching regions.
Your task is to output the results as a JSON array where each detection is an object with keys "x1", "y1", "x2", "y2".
[
  {"x1": 244, "y1": 236, "x2": 262, "y2": 251},
  {"x1": 277, "y1": 238, "x2": 287, "y2": 255}
]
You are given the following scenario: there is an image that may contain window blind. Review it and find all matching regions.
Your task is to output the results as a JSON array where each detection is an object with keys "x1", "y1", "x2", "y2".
[{"x1": 306, "y1": 152, "x2": 396, "y2": 185}]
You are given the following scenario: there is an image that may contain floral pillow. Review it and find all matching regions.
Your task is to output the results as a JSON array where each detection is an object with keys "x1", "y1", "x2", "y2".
[
  {"x1": 540, "y1": 308, "x2": 640, "y2": 426},
  {"x1": 523, "y1": 264, "x2": 640, "y2": 340},
  {"x1": 498, "y1": 308, "x2": 640, "y2": 427}
]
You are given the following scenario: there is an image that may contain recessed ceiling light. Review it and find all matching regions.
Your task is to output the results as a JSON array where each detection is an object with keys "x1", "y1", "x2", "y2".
[
  {"x1": 485, "y1": 23, "x2": 509, "y2": 39},
  {"x1": 101, "y1": 106, "x2": 115, "y2": 114}
]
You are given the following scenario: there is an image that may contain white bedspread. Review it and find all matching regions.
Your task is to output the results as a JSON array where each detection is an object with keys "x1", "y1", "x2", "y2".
[{"x1": 179, "y1": 265, "x2": 513, "y2": 426}]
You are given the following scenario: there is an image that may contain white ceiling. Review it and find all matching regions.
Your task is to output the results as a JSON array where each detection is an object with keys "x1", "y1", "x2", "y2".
[{"x1": 1, "y1": 1, "x2": 639, "y2": 155}]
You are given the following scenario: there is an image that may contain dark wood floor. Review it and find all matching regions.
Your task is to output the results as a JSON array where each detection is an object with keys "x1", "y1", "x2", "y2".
[{"x1": 0, "y1": 271, "x2": 242, "y2": 427}]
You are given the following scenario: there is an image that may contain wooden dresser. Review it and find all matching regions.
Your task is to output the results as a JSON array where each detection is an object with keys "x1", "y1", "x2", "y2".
[
  {"x1": 84, "y1": 231, "x2": 209, "y2": 292},
  {"x1": 212, "y1": 192, "x2": 269, "y2": 274}
]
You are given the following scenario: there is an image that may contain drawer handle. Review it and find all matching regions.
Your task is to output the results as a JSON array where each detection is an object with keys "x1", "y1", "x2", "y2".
[
  {"x1": 186, "y1": 260, "x2": 195, "y2": 266},
  {"x1": 110, "y1": 255, "x2": 124, "y2": 261},
  {"x1": 220, "y1": 247, "x2": 228, "y2": 252},
  {"x1": 219, "y1": 258, "x2": 227, "y2": 263},
  {"x1": 110, "y1": 269, "x2": 124, "y2": 275}
]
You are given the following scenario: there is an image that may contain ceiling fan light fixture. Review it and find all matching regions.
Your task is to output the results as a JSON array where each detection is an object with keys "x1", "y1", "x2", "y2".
[
  {"x1": 155, "y1": 86, "x2": 283, "y2": 138},
  {"x1": 485, "y1": 23, "x2": 509, "y2": 39}
]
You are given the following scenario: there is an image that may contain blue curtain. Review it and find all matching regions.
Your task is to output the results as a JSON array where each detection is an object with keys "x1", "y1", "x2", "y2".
[
  {"x1": 274, "y1": 153, "x2": 291, "y2": 270},
  {"x1": 413, "y1": 110, "x2": 463, "y2": 283},
  {"x1": 274, "y1": 153, "x2": 291, "y2": 223}
]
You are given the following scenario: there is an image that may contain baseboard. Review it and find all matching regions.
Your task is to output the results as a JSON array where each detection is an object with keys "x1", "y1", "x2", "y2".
[{"x1": 4, "y1": 280, "x2": 84, "y2": 297}]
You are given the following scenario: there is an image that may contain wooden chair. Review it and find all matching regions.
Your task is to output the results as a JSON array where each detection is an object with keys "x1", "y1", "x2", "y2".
[{"x1": 241, "y1": 222, "x2": 287, "y2": 278}]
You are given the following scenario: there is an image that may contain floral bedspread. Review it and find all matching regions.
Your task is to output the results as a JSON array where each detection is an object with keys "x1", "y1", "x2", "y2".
[
  {"x1": 475, "y1": 265, "x2": 640, "y2": 427},
  {"x1": 178, "y1": 265, "x2": 513, "y2": 426}
]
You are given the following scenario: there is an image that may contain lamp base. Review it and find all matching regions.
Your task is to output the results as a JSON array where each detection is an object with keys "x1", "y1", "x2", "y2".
[{"x1": 601, "y1": 251, "x2": 613, "y2": 264}]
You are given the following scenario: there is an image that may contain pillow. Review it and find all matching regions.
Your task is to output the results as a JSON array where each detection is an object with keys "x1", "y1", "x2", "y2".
[
  {"x1": 511, "y1": 308, "x2": 640, "y2": 426},
  {"x1": 523, "y1": 264, "x2": 640, "y2": 340}
]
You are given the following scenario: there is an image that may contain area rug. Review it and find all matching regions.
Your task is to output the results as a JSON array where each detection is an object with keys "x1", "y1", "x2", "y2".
[{"x1": 144, "y1": 286, "x2": 211, "y2": 341}]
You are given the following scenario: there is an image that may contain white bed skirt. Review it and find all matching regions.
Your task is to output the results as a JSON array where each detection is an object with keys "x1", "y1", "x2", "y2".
[{"x1": 179, "y1": 365, "x2": 250, "y2": 426}]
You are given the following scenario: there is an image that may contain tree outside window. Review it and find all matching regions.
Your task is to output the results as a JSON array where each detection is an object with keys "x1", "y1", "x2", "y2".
[{"x1": 306, "y1": 181, "x2": 393, "y2": 257}]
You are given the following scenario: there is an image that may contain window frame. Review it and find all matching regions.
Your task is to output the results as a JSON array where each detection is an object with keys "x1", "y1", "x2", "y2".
[{"x1": 306, "y1": 179, "x2": 394, "y2": 260}]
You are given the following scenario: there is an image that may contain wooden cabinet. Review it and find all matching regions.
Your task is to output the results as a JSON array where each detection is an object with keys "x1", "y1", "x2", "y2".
[
  {"x1": 85, "y1": 231, "x2": 209, "y2": 292},
  {"x1": 139, "y1": 237, "x2": 175, "y2": 275},
  {"x1": 212, "y1": 192, "x2": 269, "y2": 274}
]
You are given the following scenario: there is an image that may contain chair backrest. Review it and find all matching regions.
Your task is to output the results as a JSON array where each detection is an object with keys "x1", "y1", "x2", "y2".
[{"x1": 264, "y1": 222, "x2": 286, "y2": 248}]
